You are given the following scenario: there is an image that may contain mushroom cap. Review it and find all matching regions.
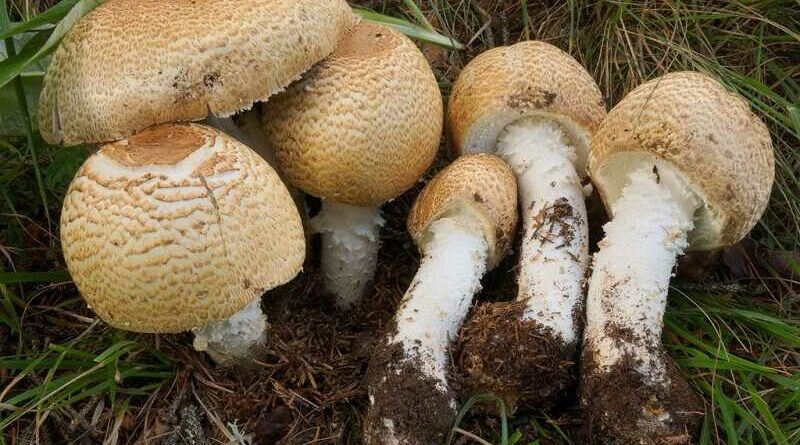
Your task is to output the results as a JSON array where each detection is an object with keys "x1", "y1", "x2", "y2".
[
  {"x1": 448, "y1": 41, "x2": 606, "y2": 174},
  {"x1": 590, "y1": 72, "x2": 775, "y2": 250},
  {"x1": 262, "y1": 22, "x2": 443, "y2": 207},
  {"x1": 39, "y1": 0, "x2": 356, "y2": 146},
  {"x1": 60, "y1": 124, "x2": 306, "y2": 333},
  {"x1": 408, "y1": 154, "x2": 518, "y2": 269}
]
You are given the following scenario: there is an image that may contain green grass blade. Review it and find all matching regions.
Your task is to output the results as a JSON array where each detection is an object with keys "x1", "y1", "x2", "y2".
[
  {"x1": 94, "y1": 341, "x2": 138, "y2": 363},
  {"x1": 744, "y1": 378, "x2": 790, "y2": 445},
  {"x1": 0, "y1": 283, "x2": 20, "y2": 333},
  {"x1": 0, "y1": 0, "x2": 78, "y2": 39},
  {"x1": 354, "y1": 8, "x2": 464, "y2": 49},
  {"x1": 0, "y1": 0, "x2": 81, "y2": 41},
  {"x1": 0, "y1": 0, "x2": 106, "y2": 90},
  {"x1": 1, "y1": 5, "x2": 51, "y2": 227},
  {"x1": 0, "y1": 28, "x2": 49, "y2": 89},
  {"x1": 447, "y1": 393, "x2": 509, "y2": 445},
  {"x1": 0, "y1": 270, "x2": 70, "y2": 284},
  {"x1": 401, "y1": 0, "x2": 435, "y2": 32},
  {"x1": 713, "y1": 381, "x2": 740, "y2": 445}
]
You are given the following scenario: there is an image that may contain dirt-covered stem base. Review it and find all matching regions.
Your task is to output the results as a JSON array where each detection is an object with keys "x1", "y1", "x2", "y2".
[
  {"x1": 364, "y1": 214, "x2": 489, "y2": 445},
  {"x1": 458, "y1": 300, "x2": 576, "y2": 412},
  {"x1": 581, "y1": 163, "x2": 704, "y2": 443},
  {"x1": 193, "y1": 299, "x2": 267, "y2": 366},
  {"x1": 458, "y1": 118, "x2": 589, "y2": 410}
]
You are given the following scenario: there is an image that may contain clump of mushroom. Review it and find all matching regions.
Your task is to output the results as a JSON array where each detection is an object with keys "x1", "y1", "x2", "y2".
[
  {"x1": 364, "y1": 154, "x2": 518, "y2": 445},
  {"x1": 262, "y1": 22, "x2": 443, "y2": 308},
  {"x1": 60, "y1": 124, "x2": 305, "y2": 365},
  {"x1": 44, "y1": 0, "x2": 357, "y2": 365},
  {"x1": 448, "y1": 41, "x2": 606, "y2": 408},
  {"x1": 581, "y1": 72, "x2": 774, "y2": 443}
]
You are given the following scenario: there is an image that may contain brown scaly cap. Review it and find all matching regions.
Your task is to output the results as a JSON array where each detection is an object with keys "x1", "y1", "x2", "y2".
[
  {"x1": 448, "y1": 41, "x2": 606, "y2": 173},
  {"x1": 262, "y1": 22, "x2": 444, "y2": 207},
  {"x1": 39, "y1": 0, "x2": 357, "y2": 146},
  {"x1": 590, "y1": 71, "x2": 774, "y2": 250},
  {"x1": 60, "y1": 124, "x2": 306, "y2": 333},
  {"x1": 408, "y1": 154, "x2": 518, "y2": 269}
]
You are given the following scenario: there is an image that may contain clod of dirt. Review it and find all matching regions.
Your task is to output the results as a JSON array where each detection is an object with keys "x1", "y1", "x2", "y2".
[
  {"x1": 457, "y1": 300, "x2": 575, "y2": 412},
  {"x1": 255, "y1": 406, "x2": 293, "y2": 444},
  {"x1": 581, "y1": 343, "x2": 704, "y2": 445},
  {"x1": 363, "y1": 340, "x2": 456, "y2": 445}
]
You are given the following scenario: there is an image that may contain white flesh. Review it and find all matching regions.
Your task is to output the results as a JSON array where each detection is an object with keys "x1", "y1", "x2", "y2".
[
  {"x1": 192, "y1": 299, "x2": 266, "y2": 365},
  {"x1": 584, "y1": 163, "x2": 700, "y2": 382},
  {"x1": 311, "y1": 201, "x2": 385, "y2": 308},
  {"x1": 205, "y1": 113, "x2": 277, "y2": 166},
  {"x1": 391, "y1": 212, "x2": 489, "y2": 387},
  {"x1": 496, "y1": 118, "x2": 589, "y2": 343}
]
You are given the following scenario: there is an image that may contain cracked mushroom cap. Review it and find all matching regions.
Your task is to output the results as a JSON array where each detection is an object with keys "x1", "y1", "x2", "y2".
[
  {"x1": 448, "y1": 41, "x2": 606, "y2": 174},
  {"x1": 60, "y1": 124, "x2": 305, "y2": 333},
  {"x1": 262, "y1": 22, "x2": 443, "y2": 207},
  {"x1": 39, "y1": 0, "x2": 356, "y2": 146},
  {"x1": 590, "y1": 71, "x2": 775, "y2": 250},
  {"x1": 408, "y1": 154, "x2": 518, "y2": 269}
]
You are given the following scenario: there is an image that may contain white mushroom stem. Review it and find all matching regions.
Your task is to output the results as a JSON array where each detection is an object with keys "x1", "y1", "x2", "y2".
[
  {"x1": 369, "y1": 212, "x2": 489, "y2": 444},
  {"x1": 495, "y1": 118, "x2": 589, "y2": 343},
  {"x1": 584, "y1": 163, "x2": 700, "y2": 382},
  {"x1": 311, "y1": 201, "x2": 385, "y2": 308},
  {"x1": 391, "y1": 212, "x2": 489, "y2": 385},
  {"x1": 205, "y1": 113, "x2": 278, "y2": 166},
  {"x1": 192, "y1": 299, "x2": 267, "y2": 365}
]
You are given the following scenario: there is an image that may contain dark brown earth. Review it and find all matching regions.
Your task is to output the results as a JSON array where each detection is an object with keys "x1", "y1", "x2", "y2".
[
  {"x1": 363, "y1": 340, "x2": 456, "y2": 445},
  {"x1": 581, "y1": 341, "x2": 704, "y2": 445},
  {"x1": 457, "y1": 299, "x2": 576, "y2": 413},
  {"x1": 528, "y1": 197, "x2": 579, "y2": 249}
]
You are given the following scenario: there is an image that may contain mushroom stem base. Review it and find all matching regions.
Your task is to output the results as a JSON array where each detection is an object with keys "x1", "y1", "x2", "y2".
[
  {"x1": 365, "y1": 212, "x2": 489, "y2": 445},
  {"x1": 312, "y1": 201, "x2": 385, "y2": 308},
  {"x1": 582, "y1": 163, "x2": 703, "y2": 442},
  {"x1": 192, "y1": 299, "x2": 267, "y2": 366}
]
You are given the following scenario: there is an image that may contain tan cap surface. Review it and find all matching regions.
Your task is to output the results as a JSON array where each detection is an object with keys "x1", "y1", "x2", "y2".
[
  {"x1": 262, "y1": 22, "x2": 443, "y2": 207},
  {"x1": 590, "y1": 71, "x2": 774, "y2": 250},
  {"x1": 39, "y1": 0, "x2": 356, "y2": 146},
  {"x1": 448, "y1": 41, "x2": 606, "y2": 173},
  {"x1": 60, "y1": 124, "x2": 306, "y2": 333},
  {"x1": 408, "y1": 154, "x2": 517, "y2": 269}
]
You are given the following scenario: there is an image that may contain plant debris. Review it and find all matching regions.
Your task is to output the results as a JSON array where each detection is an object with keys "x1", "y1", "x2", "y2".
[{"x1": 457, "y1": 300, "x2": 576, "y2": 413}]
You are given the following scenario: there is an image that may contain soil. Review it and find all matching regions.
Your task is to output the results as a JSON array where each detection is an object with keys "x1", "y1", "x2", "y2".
[
  {"x1": 581, "y1": 341, "x2": 704, "y2": 445},
  {"x1": 456, "y1": 300, "x2": 576, "y2": 413},
  {"x1": 528, "y1": 197, "x2": 579, "y2": 249},
  {"x1": 363, "y1": 340, "x2": 457, "y2": 445}
]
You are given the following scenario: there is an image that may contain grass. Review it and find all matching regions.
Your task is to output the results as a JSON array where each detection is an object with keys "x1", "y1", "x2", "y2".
[{"x1": 1, "y1": 0, "x2": 799, "y2": 444}]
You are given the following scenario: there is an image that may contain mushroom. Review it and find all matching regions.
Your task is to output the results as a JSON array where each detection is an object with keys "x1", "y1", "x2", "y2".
[
  {"x1": 44, "y1": 0, "x2": 355, "y2": 365},
  {"x1": 581, "y1": 72, "x2": 774, "y2": 443},
  {"x1": 364, "y1": 154, "x2": 518, "y2": 445},
  {"x1": 447, "y1": 41, "x2": 606, "y2": 407},
  {"x1": 60, "y1": 124, "x2": 305, "y2": 365},
  {"x1": 262, "y1": 22, "x2": 443, "y2": 308},
  {"x1": 38, "y1": 0, "x2": 356, "y2": 146}
]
